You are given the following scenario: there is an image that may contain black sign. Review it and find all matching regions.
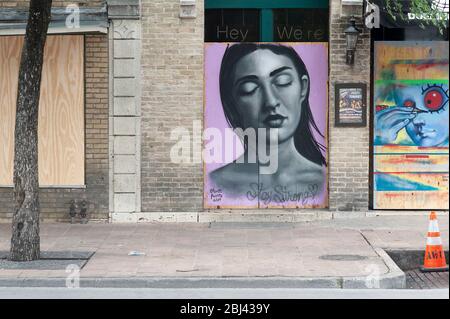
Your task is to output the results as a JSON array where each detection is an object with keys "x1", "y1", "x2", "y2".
[
  {"x1": 273, "y1": 9, "x2": 329, "y2": 42},
  {"x1": 205, "y1": 9, "x2": 260, "y2": 42}
]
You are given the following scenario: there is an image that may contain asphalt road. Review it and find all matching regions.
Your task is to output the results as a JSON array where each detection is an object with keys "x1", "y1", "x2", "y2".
[{"x1": 0, "y1": 288, "x2": 448, "y2": 299}]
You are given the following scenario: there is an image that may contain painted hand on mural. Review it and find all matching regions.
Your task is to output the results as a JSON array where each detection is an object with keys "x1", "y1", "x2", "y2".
[
  {"x1": 375, "y1": 84, "x2": 449, "y2": 147},
  {"x1": 375, "y1": 106, "x2": 418, "y2": 144}
]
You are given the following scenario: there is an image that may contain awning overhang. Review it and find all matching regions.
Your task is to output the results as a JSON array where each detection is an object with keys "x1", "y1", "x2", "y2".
[{"x1": 0, "y1": 5, "x2": 108, "y2": 36}]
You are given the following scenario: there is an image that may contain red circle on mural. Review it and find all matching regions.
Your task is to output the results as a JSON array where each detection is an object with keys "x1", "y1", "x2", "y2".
[
  {"x1": 424, "y1": 90, "x2": 444, "y2": 111},
  {"x1": 403, "y1": 100, "x2": 415, "y2": 108}
]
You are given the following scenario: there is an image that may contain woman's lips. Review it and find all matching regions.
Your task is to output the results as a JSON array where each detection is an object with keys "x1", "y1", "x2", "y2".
[{"x1": 263, "y1": 114, "x2": 287, "y2": 128}]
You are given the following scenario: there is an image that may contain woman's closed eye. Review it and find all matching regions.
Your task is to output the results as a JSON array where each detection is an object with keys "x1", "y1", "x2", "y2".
[
  {"x1": 273, "y1": 74, "x2": 293, "y2": 87},
  {"x1": 238, "y1": 82, "x2": 259, "y2": 95}
]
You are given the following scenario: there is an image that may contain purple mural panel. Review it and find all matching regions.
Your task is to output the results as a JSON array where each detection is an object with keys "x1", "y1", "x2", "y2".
[{"x1": 204, "y1": 43, "x2": 329, "y2": 209}]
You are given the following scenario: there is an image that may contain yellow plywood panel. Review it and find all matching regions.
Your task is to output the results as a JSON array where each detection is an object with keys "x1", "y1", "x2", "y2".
[
  {"x1": 374, "y1": 172, "x2": 449, "y2": 209},
  {"x1": 375, "y1": 42, "x2": 449, "y2": 81},
  {"x1": 0, "y1": 35, "x2": 84, "y2": 186},
  {"x1": 38, "y1": 35, "x2": 85, "y2": 186},
  {"x1": 0, "y1": 36, "x2": 22, "y2": 186},
  {"x1": 375, "y1": 191, "x2": 449, "y2": 210},
  {"x1": 374, "y1": 145, "x2": 449, "y2": 155},
  {"x1": 374, "y1": 155, "x2": 449, "y2": 173}
]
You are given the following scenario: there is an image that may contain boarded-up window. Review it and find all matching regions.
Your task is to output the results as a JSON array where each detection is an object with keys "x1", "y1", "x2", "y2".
[{"x1": 0, "y1": 35, "x2": 85, "y2": 187}]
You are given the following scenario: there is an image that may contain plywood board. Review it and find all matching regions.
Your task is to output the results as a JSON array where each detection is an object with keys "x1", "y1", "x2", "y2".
[
  {"x1": 0, "y1": 36, "x2": 22, "y2": 186},
  {"x1": 0, "y1": 35, "x2": 85, "y2": 186},
  {"x1": 203, "y1": 43, "x2": 329, "y2": 209},
  {"x1": 373, "y1": 41, "x2": 449, "y2": 210}
]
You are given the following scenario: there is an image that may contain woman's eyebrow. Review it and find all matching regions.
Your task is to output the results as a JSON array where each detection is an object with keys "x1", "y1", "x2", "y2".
[{"x1": 270, "y1": 66, "x2": 292, "y2": 77}]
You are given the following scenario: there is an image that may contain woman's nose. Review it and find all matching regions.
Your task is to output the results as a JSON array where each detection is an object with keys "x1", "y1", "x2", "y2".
[
  {"x1": 412, "y1": 116, "x2": 426, "y2": 126},
  {"x1": 262, "y1": 85, "x2": 280, "y2": 110}
]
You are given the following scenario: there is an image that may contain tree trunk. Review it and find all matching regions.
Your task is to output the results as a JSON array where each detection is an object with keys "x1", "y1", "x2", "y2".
[{"x1": 9, "y1": 0, "x2": 52, "y2": 262}]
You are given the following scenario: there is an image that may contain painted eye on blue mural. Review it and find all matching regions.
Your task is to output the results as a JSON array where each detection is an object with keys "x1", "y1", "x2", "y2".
[
  {"x1": 402, "y1": 99, "x2": 416, "y2": 108},
  {"x1": 421, "y1": 84, "x2": 449, "y2": 113}
]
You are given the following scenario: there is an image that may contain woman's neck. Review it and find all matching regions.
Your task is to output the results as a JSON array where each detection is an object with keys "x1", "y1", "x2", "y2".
[
  {"x1": 253, "y1": 137, "x2": 302, "y2": 178},
  {"x1": 276, "y1": 137, "x2": 301, "y2": 166}
]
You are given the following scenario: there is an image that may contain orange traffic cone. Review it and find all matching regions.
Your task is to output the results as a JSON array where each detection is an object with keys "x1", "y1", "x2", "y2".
[{"x1": 421, "y1": 212, "x2": 448, "y2": 272}]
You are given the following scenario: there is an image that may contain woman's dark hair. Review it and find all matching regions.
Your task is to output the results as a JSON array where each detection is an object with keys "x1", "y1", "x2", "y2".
[{"x1": 219, "y1": 43, "x2": 327, "y2": 167}]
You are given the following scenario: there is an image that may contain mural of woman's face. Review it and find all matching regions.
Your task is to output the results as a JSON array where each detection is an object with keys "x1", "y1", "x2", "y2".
[
  {"x1": 231, "y1": 49, "x2": 308, "y2": 145},
  {"x1": 395, "y1": 84, "x2": 449, "y2": 147}
]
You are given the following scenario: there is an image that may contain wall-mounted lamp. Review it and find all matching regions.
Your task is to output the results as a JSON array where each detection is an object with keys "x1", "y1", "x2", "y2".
[
  {"x1": 344, "y1": 17, "x2": 361, "y2": 65},
  {"x1": 180, "y1": 0, "x2": 196, "y2": 19}
]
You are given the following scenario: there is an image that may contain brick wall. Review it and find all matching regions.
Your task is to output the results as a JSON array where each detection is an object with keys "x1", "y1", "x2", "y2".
[
  {"x1": 140, "y1": 0, "x2": 372, "y2": 214},
  {"x1": 141, "y1": 0, "x2": 204, "y2": 212},
  {"x1": 328, "y1": 0, "x2": 371, "y2": 211},
  {"x1": 0, "y1": 34, "x2": 109, "y2": 222}
]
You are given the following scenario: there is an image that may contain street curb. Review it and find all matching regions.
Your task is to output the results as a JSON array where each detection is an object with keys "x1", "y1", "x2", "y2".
[
  {"x1": 341, "y1": 248, "x2": 406, "y2": 289},
  {"x1": 0, "y1": 277, "x2": 341, "y2": 289},
  {"x1": 385, "y1": 249, "x2": 449, "y2": 271},
  {"x1": 0, "y1": 249, "x2": 406, "y2": 289}
]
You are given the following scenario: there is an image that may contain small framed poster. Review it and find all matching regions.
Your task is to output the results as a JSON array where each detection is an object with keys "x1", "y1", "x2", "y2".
[{"x1": 335, "y1": 83, "x2": 367, "y2": 127}]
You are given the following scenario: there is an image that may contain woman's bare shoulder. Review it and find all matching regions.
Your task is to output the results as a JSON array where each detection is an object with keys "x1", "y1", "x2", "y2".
[{"x1": 287, "y1": 160, "x2": 325, "y2": 186}]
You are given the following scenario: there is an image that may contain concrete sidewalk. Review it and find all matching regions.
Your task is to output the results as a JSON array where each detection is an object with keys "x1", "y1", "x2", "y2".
[{"x1": 0, "y1": 215, "x2": 448, "y2": 288}]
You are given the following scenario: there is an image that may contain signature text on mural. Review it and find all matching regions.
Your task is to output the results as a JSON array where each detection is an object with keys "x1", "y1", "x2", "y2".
[
  {"x1": 246, "y1": 183, "x2": 319, "y2": 205},
  {"x1": 210, "y1": 188, "x2": 224, "y2": 203}
]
